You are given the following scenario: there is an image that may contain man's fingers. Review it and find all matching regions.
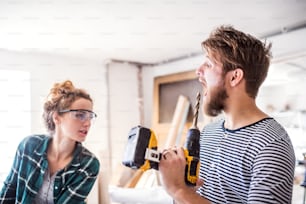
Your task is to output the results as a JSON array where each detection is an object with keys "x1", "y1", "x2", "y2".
[
  {"x1": 177, "y1": 147, "x2": 185, "y2": 158},
  {"x1": 162, "y1": 147, "x2": 185, "y2": 160},
  {"x1": 162, "y1": 150, "x2": 170, "y2": 159}
]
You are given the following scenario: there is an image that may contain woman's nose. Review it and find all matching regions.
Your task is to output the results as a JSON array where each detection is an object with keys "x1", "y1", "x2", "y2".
[{"x1": 83, "y1": 119, "x2": 91, "y2": 127}]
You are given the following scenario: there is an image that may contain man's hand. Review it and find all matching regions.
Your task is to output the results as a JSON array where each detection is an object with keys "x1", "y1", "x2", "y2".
[{"x1": 159, "y1": 147, "x2": 187, "y2": 197}]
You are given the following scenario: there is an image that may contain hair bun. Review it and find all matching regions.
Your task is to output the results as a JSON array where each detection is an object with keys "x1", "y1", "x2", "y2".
[{"x1": 53, "y1": 80, "x2": 75, "y2": 97}]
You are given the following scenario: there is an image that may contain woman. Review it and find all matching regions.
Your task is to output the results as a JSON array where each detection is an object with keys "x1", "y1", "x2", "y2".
[{"x1": 0, "y1": 80, "x2": 100, "y2": 204}]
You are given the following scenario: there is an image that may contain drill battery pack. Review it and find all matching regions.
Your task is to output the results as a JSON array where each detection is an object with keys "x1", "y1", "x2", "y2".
[{"x1": 122, "y1": 126, "x2": 160, "y2": 171}]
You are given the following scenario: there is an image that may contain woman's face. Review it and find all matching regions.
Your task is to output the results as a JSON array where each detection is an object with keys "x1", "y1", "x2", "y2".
[{"x1": 55, "y1": 98, "x2": 96, "y2": 143}]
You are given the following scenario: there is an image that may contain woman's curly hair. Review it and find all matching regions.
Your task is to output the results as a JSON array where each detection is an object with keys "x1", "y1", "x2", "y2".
[{"x1": 42, "y1": 80, "x2": 92, "y2": 134}]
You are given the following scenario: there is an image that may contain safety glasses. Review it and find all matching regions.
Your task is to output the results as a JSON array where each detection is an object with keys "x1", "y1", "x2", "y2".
[{"x1": 59, "y1": 109, "x2": 97, "y2": 122}]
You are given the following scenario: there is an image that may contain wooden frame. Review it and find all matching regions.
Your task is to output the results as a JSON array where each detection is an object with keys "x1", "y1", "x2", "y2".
[{"x1": 152, "y1": 70, "x2": 203, "y2": 146}]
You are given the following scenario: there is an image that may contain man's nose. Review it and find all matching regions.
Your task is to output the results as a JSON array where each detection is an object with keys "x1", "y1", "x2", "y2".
[{"x1": 196, "y1": 64, "x2": 204, "y2": 77}]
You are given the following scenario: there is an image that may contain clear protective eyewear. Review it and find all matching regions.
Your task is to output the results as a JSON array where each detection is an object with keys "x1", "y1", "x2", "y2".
[{"x1": 59, "y1": 109, "x2": 97, "y2": 122}]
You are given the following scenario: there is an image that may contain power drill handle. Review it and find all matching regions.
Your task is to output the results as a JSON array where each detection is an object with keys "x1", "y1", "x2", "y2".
[
  {"x1": 183, "y1": 127, "x2": 200, "y2": 186},
  {"x1": 185, "y1": 128, "x2": 200, "y2": 157}
]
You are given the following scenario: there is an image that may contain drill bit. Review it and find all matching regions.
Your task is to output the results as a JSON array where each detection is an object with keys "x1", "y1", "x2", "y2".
[{"x1": 192, "y1": 92, "x2": 201, "y2": 129}]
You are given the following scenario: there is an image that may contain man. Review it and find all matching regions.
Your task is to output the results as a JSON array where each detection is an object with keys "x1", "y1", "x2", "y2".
[{"x1": 159, "y1": 25, "x2": 296, "y2": 204}]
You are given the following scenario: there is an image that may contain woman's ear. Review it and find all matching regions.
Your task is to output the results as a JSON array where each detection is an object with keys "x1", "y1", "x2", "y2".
[
  {"x1": 52, "y1": 112, "x2": 60, "y2": 124},
  {"x1": 229, "y1": 68, "x2": 244, "y2": 87}
]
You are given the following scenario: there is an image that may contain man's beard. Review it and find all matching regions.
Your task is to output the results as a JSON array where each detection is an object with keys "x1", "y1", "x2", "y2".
[{"x1": 204, "y1": 84, "x2": 228, "y2": 117}]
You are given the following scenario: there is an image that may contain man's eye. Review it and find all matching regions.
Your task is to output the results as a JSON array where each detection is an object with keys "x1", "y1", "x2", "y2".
[{"x1": 204, "y1": 62, "x2": 212, "y2": 68}]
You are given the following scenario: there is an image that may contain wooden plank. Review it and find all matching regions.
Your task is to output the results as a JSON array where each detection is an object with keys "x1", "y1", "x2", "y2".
[
  {"x1": 163, "y1": 95, "x2": 190, "y2": 148},
  {"x1": 114, "y1": 166, "x2": 137, "y2": 187},
  {"x1": 124, "y1": 169, "x2": 145, "y2": 188}
]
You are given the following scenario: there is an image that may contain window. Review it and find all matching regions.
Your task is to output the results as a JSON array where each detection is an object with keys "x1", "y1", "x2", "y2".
[{"x1": 0, "y1": 70, "x2": 31, "y2": 188}]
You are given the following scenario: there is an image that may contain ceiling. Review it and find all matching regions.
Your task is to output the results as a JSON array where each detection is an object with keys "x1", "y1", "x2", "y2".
[{"x1": 0, "y1": 0, "x2": 306, "y2": 70}]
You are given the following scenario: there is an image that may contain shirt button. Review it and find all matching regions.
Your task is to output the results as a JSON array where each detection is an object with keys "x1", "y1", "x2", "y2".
[
  {"x1": 55, "y1": 186, "x2": 58, "y2": 190},
  {"x1": 210, "y1": 163, "x2": 215, "y2": 168},
  {"x1": 216, "y1": 148, "x2": 220, "y2": 152}
]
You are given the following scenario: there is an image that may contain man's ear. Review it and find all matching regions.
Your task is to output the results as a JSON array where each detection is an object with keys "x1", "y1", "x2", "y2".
[{"x1": 229, "y1": 68, "x2": 244, "y2": 87}]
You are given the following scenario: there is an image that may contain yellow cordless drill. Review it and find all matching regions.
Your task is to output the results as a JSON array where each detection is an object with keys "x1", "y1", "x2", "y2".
[
  {"x1": 122, "y1": 93, "x2": 201, "y2": 186},
  {"x1": 183, "y1": 92, "x2": 201, "y2": 185}
]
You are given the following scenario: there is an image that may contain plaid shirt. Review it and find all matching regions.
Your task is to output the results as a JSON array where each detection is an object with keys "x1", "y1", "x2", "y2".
[{"x1": 0, "y1": 135, "x2": 100, "y2": 204}]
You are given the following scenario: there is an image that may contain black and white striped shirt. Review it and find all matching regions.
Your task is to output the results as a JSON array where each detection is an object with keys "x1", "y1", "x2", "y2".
[{"x1": 197, "y1": 118, "x2": 295, "y2": 204}]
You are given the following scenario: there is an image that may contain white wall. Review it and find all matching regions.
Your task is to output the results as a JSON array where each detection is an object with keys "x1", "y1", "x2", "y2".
[
  {"x1": 258, "y1": 82, "x2": 306, "y2": 113},
  {"x1": 106, "y1": 62, "x2": 142, "y2": 183}
]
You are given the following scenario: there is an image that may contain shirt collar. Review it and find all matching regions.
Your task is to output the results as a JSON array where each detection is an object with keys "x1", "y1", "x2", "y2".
[
  {"x1": 70, "y1": 142, "x2": 82, "y2": 167},
  {"x1": 34, "y1": 135, "x2": 51, "y2": 157}
]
